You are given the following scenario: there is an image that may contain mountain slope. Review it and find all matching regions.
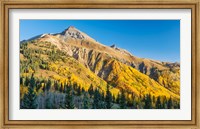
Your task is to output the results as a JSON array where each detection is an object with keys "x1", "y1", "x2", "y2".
[{"x1": 20, "y1": 26, "x2": 180, "y2": 100}]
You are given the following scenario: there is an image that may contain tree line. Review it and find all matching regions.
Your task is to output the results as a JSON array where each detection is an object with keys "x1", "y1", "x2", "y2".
[{"x1": 20, "y1": 74, "x2": 180, "y2": 109}]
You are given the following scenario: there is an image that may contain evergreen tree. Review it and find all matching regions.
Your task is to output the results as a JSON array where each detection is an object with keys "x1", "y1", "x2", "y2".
[
  {"x1": 54, "y1": 81, "x2": 59, "y2": 91},
  {"x1": 127, "y1": 96, "x2": 132, "y2": 108},
  {"x1": 46, "y1": 79, "x2": 51, "y2": 91},
  {"x1": 59, "y1": 83, "x2": 64, "y2": 93},
  {"x1": 112, "y1": 95, "x2": 116, "y2": 103},
  {"x1": 83, "y1": 92, "x2": 90, "y2": 109},
  {"x1": 119, "y1": 90, "x2": 126, "y2": 109},
  {"x1": 101, "y1": 92, "x2": 105, "y2": 101},
  {"x1": 100, "y1": 95, "x2": 106, "y2": 109},
  {"x1": 177, "y1": 102, "x2": 180, "y2": 109},
  {"x1": 73, "y1": 83, "x2": 78, "y2": 91},
  {"x1": 92, "y1": 88, "x2": 101, "y2": 109},
  {"x1": 152, "y1": 95, "x2": 156, "y2": 104},
  {"x1": 152, "y1": 95, "x2": 156, "y2": 108},
  {"x1": 105, "y1": 84, "x2": 112, "y2": 109},
  {"x1": 136, "y1": 96, "x2": 142, "y2": 109},
  {"x1": 29, "y1": 74, "x2": 35, "y2": 87},
  {"x1": 35, "y1": 80, "x2": 41, "y2": 92},
  {"x1": 156, "y1": 96, "x2": 162, "y2": 109},
  {"x1": 167, "y1": 97, "x2": 173, "y2": 109},
  {"x1": 132, "y1": 98, "x2": 137, "y2": 109},
  {"x1": 77, "y1": 85, "x2": 81, "y2": 96},
  {"x1": 162, "y1": 96, "x2": 167, "y2": 109},
  {"x1": 149, "y1": 94, "x2": 153, "y2": 108},
  {"x1": 65, "y1": 84, "x2": 74, "y2": 109},
  {"x1": 20, "y1": 77, "x2": 23, "y2": 85},
  {"x1": 59, "y1": 96, "x2": 64, "y2": 109},
  {"x1": 22, "y1": 74, "x2": 38, "y2": 109},
  {"x1": 81, "y1": 87, "x2": 85, "y2": 93},
  {"x1": 52, "y1": 94, "x2": 57, "y2": 109},
  {"x1": 45, "y1": 94, "x2": 51, "y2": 109},
  {"x1": 88, "y1": 84, "x2": 94, "y2": 97},
  {"x1": 116, "y1": 92, "x2": 120, "y2": 104},
  {"x1": 24, "y1": 76, "x2": 29, "y2": 86},
  {"x1": 144, "y1": 94, "x2": 152, "y2": 109},
  {"x1": 131, "y1": 92, "x2": 136, "y2": 108}
]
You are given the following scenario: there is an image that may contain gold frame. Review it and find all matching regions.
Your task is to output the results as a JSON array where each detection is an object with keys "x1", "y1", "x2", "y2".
[{"x1": 0, "y1": 0, "x2": 199, "y2": 128}]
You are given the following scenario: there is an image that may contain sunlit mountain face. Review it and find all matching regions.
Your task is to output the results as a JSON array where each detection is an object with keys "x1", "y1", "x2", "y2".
[{"x1": 20, "y1": 26, "x2": 180, "y2": 109}]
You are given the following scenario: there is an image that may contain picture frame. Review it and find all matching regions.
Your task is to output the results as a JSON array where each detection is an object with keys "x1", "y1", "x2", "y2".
[{"x1": 0, "y1": 0, "x2": 199, "y2": 128}]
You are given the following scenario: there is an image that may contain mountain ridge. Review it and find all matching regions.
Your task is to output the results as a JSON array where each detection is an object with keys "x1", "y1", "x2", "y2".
[{"x1": 21, "y1": 26, "x2": 179, "y2": 64}]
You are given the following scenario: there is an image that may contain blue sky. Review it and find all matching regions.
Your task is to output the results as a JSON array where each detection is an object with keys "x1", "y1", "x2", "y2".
[{"x1": 20, "y1": 20, "x2": 180, "y2": 62}]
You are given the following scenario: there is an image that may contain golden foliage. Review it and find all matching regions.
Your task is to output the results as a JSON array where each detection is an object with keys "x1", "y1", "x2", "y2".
[
  {"x1": 20, "y1": 41, "x2": 180, "y2": 100},
  {"x1": 105, "y1": 59, "x2": 179, "y2": 99},
  {"x1": 20, "y1": 85, "x2": 28, "y2": 99}
]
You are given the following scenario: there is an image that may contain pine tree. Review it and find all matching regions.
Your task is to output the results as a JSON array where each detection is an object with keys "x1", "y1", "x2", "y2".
[
  {"x1": 149, "y1": 94, "x2": 152, "y2": 108},
  {"x1": 177, "y1": 102, "x2": 180, "y2": 109},
  {"x1": 144, "y1": 94, "x2": 152, "y2": 109},
  {"x1": 92, "y1": 88, "x2": 101, "y2": 109},
  {"x1": 127, "y1": 96, "x2": 132, "y2": 108},
  {"x1": 116, "y1": 92, "x2": 120, "y2": 104},
  {"x1": 20, "y1": 77, "x2": 23, "y2": 85},
  {"x1": 132, "y1": 98, "x2": 137, "y2": 109},
  {"x1": 59, "y1": 83, "x2": 64, "y2": 93},
  {"x1": 45, "y1": 94, "x2": 51, "y2": 109},
  {"x1": 83, "y1": 92, "x2": 90, "y2": 109},
  {"x1": 22, "y1": 74, "x2": 38, "y2": 109},
  {"x1": 131, "y1": 92, "x2": 136, "y2": 108},
  {"x1": 156, "y1": 96, "x2": 162, "y2": 109},
  {"x1": 101, "y1": 92, "x2": 105, "y2": 101},
  {"x1": 24, "y1": 76, "x2": 29, "y2": 86},
  {"x1": 59, "y1": 96, "x2": 64, "y2": 109},
  {"x1": 77, "y1": 85, "x2": 81, "y2": 96},
  {"x1": 35, "y1": 80, "x2": 41, "y2": 92},
  {"x1": 167, "y1": 97, "x2": 173, "y2": 109},
  {"x1": 100, "y1": 92, "x2": 106, "y2": 109},
  {"x1": 73, "y1": 83, "x2": 78, "y2": 91},
  {"x1": 119, "y1": 90, "x2": 126, "y2": 109},
  {"x1": 52, "y1": 94, "x2": 57, "y2": 109},
  {"x1": 105, "y1": 84, "x2": 112, "y2": 109},
  {"x1": 65, "y1": 84, "x2": 74, "y2": 109},
  {"x1": 88, "y1": 84, "x2": 94, "y2": 97},
  {"x1": 152, "y1": 95, "x2": 156, "y2": 106},
  {"x1": 46, "y1": 79, "x2": 51, "y2": 91},
  {"x1": 54, "y1": 81, "x2": 59, "y2": 91},
  {"x1": 81, "y1": 87, "x2": 85, "y2": 93},
  {"x1": 112, "y1": 95, "x2": 116, "y2": 103},
  {"x1": 162, "y1": 96, "x2": 167, "y2": 109}
]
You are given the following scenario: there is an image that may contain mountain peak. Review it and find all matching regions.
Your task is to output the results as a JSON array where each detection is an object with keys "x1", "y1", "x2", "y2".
[
  {"x1": 61, "y1": 26, "x2": 79, "y2": 34},
  {"x1": 60, "y1": 26, "x2": 85, "y2": 40},
  {"x1": 66, "y1": 26, "x2": 77, "y2": 31},
  {"x1": 68, "y1": 25, "x2": 75, "y2": 28}
]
